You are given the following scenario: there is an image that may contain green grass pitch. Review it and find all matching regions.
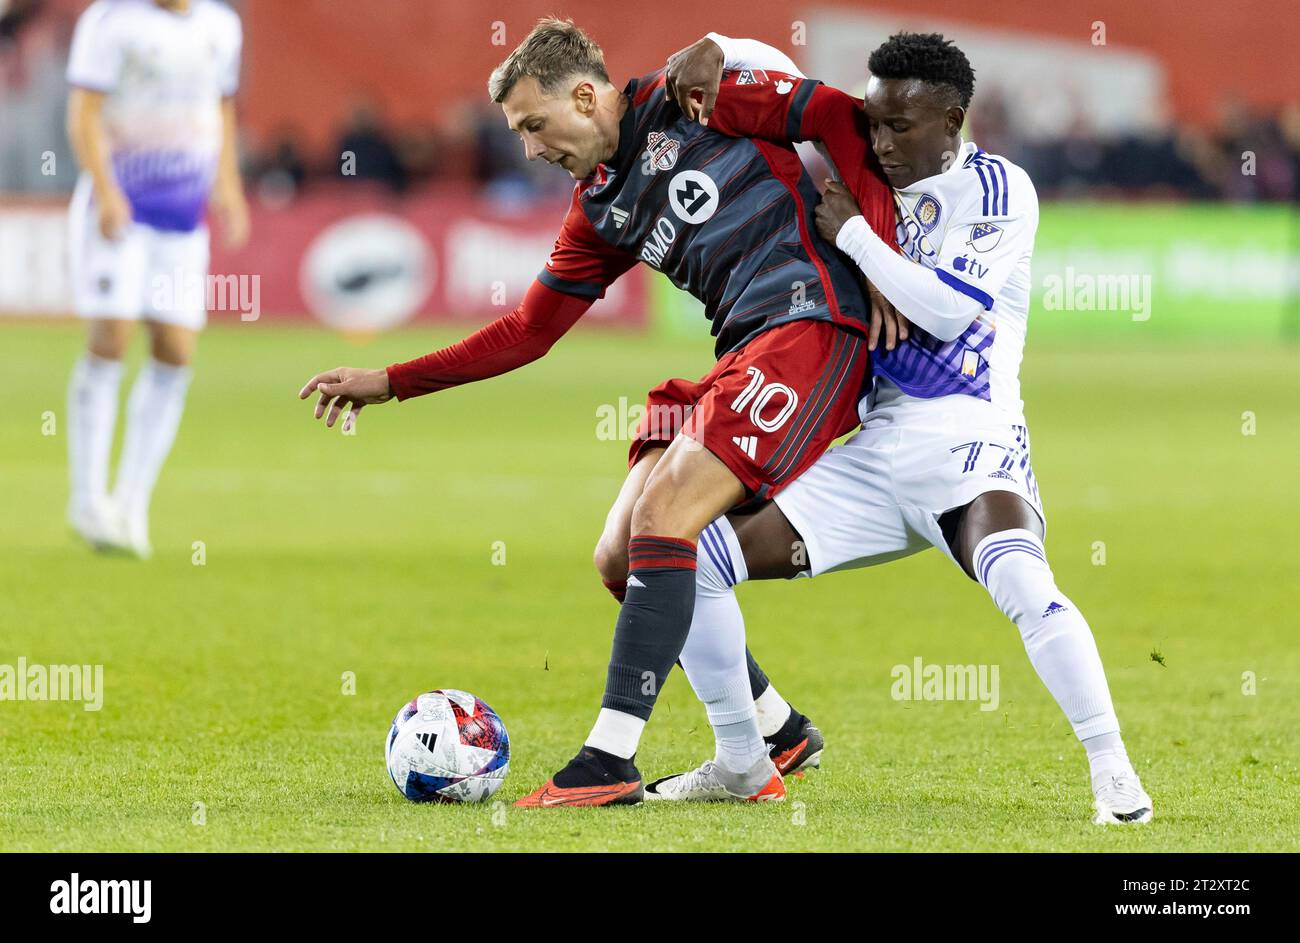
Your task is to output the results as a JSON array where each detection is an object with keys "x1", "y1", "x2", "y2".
[{"x1": 1, "y1": 319, "x2": 1297, "y2": 852}]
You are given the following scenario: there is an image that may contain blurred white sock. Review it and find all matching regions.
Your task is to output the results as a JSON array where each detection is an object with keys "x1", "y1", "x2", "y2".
[
  {"x1": 67, "y1": 352, "x2": 123, "y2": 517},
  {"x1": 113, "y1": 358, "x2": 191, "y2": 533}
]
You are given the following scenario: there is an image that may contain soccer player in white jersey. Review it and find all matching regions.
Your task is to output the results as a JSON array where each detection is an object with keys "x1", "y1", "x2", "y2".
[
  {"x1": 65, "y1": 0, "x2": 246, "y2": 557},
  {"x1": 648, "y1": 32, "x2": 1153, "y2": 824}
]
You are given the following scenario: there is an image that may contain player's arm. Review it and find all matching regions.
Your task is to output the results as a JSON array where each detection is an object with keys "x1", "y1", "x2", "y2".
[
  {"x1": 210, "y1": 98, "x2": 250, "y2": 249},
  {"x1": 666, "y1": 34, "x2": 856, "y2": 152},
  {"x1": 299, "y1": 197, "x2": 634, "y2": 431},
  {"x1": 819, "y1": 175, "x2": 1036, "y2": 342},
  {"x1": 66, "y1": 3, "x2": 129, "y2": 241},
  {"x1": 667, "y1": 35, "x2": 896, "y2": 244},
  {"x1": 298, "y1": 281, "x2": 594, "y2": 431},
  {"x1": 66, "y1": 88, "x2": 128, "y2": 240},
  {"x1": 665, "y1": 33, "x2": 803, "y2": 123},
  {"x1": 210, "y1": 14, "x2": 248, "y2": 248}
]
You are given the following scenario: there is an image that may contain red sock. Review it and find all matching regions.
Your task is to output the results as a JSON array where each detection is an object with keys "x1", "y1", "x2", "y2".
[{"x1": 602, "y1": 578, "x2": 627, "y2": 603}]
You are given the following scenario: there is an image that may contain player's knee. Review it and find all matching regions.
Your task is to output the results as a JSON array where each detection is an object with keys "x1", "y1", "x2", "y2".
[
  {"x1": 629, "y1": 490, "x2": 668, "y2": 538},
  {"x1": 148, "y1": 327, "x2": 195, "y2": 366},
  {"x1": 592, "y1": 533, "x2": 627, "y2": 583},
  {"x1": 87, "y1": 320, "x2": 132, "y2": 361}
]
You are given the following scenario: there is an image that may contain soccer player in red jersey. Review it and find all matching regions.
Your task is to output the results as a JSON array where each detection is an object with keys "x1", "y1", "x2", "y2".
[{"x1": 299, "y1": 18, "x2": 898, "y2": 806}]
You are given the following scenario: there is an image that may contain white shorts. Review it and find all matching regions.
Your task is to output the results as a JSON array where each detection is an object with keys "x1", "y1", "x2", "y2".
[
  {"x1": 774, "y1": 403, "x2": 1046, "y2": 578},
  {"x1": 69, "y1": 175, "x2": 210, "y2": 329}
]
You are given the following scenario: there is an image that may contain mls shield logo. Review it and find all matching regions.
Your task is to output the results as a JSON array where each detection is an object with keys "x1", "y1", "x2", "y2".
[
  {"x1": 967, "y1": 221, "x2": 1003, "y2": 252},
  {"x1": 914, "y1": 194, "x2": 942, "y2": 234},
  {"x1": 735, "y1": 69, "x2": 769, "y2": 86},
  {"x1": 641, "y1": 130, "x2": 680, "y2": 176},
  {"x1": 668, "y1": 170, "x2": 719, "y2": 224}
]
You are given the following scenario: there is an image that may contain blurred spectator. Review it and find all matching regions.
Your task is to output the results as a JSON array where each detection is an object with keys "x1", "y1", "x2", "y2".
[
  {"x1": 334, "y1": 99, "x2": 405, "y2": 191},
  {"x1": 250, "y1": 125, "x2": 308, "y2": 207}
]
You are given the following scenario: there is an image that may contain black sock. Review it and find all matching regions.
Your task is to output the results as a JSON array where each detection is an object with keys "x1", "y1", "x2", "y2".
[
  {"x1": 553, "y1": 746, "x2": 639, "y2": 787},
  {"x1": 746, "y1": 647, "x2": 771, "y2": 699},
  {"x1": 600, "y1": 535, "x2": 697, "y2": 721}
]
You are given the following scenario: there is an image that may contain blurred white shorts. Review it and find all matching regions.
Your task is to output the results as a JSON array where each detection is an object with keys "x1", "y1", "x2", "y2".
[
  {"x1": 68, "y1": 175, "x2": 210, "y2": 330},
  {"x1": 774, "y1": 412, "x2": 1046, "y2": 578}
]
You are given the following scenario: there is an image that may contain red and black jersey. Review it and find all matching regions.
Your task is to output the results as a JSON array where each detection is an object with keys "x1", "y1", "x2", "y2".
[
  {"x1": 542, "y1": 67, "x2": 894, "y2": 357},
  {"x1": 386, "y1": 68, "x2": 896, "y2": 401}
]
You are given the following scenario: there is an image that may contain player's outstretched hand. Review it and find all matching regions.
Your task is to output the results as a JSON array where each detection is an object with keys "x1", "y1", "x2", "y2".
[
  {"x1": 815, "y1": 179, "x2": 865, "y2": 245},
  {"x1": 665, "y1": 36, "x2": 725, "y2": 125},
  {"x1": 299, "y1": 367, "x2": 392, "y2": 433},
  {"x1": 865, "y1": 279, "x2": 910, "y2": 352}
]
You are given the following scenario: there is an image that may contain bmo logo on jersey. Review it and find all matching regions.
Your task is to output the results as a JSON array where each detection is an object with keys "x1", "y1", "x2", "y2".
[{"x1": 668, "y1": 170, "x2": 719, "y2": 225}]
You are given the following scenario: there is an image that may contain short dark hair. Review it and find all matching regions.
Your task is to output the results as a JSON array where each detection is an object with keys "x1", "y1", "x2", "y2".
[
  {"x1": 488, "y1": 17, "x2": 610, "y2": 103},
  {"x1": 867, "y1": 32, "x2": 975, "y2": 109}
]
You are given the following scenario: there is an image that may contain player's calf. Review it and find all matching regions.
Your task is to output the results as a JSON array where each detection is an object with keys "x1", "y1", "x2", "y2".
[
  {"x1": 972, "y1": 526, "x2": 1152, "y2": 823},
  {"x1": 593, "y1": 445, "x2": 666, "y2": 603}
]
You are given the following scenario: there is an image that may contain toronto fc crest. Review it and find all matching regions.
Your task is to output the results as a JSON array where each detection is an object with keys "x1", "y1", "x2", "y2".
[{"x1": 642, "y1": 130, "x2": 681, "y2": 175}]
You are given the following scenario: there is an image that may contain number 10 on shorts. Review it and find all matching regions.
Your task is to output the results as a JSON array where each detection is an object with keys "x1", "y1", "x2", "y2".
[{"x1": 729, "y1": 366, "x2": 799, "y2": 433}]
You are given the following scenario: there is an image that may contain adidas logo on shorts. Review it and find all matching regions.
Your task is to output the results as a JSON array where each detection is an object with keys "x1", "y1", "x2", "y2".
[{"x1": 732, "y1": 435, "x2": 758, "y2": 459}]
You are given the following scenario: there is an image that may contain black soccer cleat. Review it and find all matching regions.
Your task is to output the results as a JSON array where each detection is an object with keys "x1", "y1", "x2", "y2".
[{"x1": 766, "y1": 710, "x2": 824, "y2": 777}]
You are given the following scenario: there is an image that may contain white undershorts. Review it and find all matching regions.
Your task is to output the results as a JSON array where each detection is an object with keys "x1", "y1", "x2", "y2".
[
  {"x1": 68, "y1": 175, "x2": 210, "y2": 329},
  {"x1": 774, "y1": 385, "x2": 1045, "y2": 577}
]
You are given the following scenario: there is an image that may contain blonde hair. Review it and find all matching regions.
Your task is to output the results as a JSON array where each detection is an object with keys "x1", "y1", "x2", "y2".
[{"x1": 488, "y1": 17, "x2": 610, "y2": 103}]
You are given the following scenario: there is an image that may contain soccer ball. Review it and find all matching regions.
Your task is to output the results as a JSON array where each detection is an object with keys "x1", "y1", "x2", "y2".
[{"x1": 385, "y1": 690, "x2": 510, "y2": 803}]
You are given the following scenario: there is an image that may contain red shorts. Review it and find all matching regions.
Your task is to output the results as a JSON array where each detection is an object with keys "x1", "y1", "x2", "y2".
[{"x1": 629, "y1": 319, "x2": 869, "y2": 499}]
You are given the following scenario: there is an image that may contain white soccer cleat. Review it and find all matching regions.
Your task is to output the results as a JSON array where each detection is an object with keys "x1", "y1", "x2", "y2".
[
  {"x1": 92, "y1": 507, "x2": 153, "y2": 560},
  {"x1": 645, "y1": 759, "x2": 785, "y2": 803},
  {"x1": 68, "y1": 501, "x2": 119, "y2": 551},
  {"x1": 115, "y1": 512, "x2": 153, "y2": 560},
  {"x1": 1092, "y1": 771, "x2": 1154, "y2": 825}
]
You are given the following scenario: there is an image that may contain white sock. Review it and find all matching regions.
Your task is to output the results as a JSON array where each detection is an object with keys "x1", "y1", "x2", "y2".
[
  {"x1": 681, "y1": 517, "x2": 769, "y2": 774},
  {"x1": 975, "y1": 529, "x2": 1128, "y2": 767},
  {"x1": 67, "y1": 352, "x2": 124, "y2": 516},
  {"x1": 585, "y1": 708, "x2": 645, "y2": 760},
  {"x1": 1082, "y1": 731, "x2": 1135, "y2": 786},
  {"x1": 113, "y1": 358, "x2": 191, "y2": 530},
  {"x1": 754, "y1": 683, "x2": 792, "y2": 738}
]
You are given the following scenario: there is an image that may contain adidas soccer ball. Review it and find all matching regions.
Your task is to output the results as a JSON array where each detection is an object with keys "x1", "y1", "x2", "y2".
[{"x1": 385, "y1": 690, "x2": 510, "y2": 803}]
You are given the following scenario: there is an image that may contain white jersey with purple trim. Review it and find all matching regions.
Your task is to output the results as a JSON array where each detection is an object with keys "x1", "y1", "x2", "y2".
[
  {"x1": 67, "y1": 0, "x2": 242, "y2": 233},
  {"x1": 869, "y1": 140, "x2": 1038, "y2": 427}
]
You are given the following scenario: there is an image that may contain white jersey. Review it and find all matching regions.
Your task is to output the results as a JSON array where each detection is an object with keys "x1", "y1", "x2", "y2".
[
  {"x1": 710, "y1": 35, "x2": 1038, "y2": 428},
  {"x1": 67, "y1": 0, "x2": 242, "y2": 233},
  {"x1": 869, "y1": 139, "x2": 1038, "y2": 428}
]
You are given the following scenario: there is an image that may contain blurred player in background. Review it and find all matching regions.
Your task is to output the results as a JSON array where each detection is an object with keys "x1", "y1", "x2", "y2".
[
  {"x1": 65, "y1": 0, "x2": 247, "y2": 557},
  {"x1": 650, "y1": 33, "x2": 1153, "y2": 824}
]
